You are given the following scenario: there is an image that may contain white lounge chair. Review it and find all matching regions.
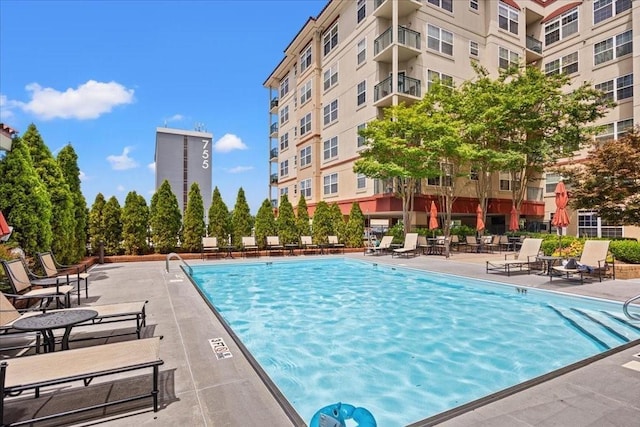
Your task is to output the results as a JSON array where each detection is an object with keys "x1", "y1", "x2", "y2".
[
  {"x1": 327, "y1": 235, "x2": 345, "y2": 254},
  {"x1": 550, "y1": 240, "x2": 614, "y2": 284},
  {"x1": 392, "y1": 233, "x2": 419, "y2": 258},
  {"x1": 366, "y1": 235, "x2": 394, "y2": 256},
  {"x1": 301, "y1": 236, "x2": 319, "y2": 255},
  {"x1": 266, "y1": 236, "x2": 284, "y2": 256},
  {"x1": 485, "y1": 238, "x2": 543, "y2": 276},
  {"x1": 201, "y1": 237, "x2": 219, "y2": 260},
  {"x1": 241, "y1": 236, "x2": 260, "y2": 257}
]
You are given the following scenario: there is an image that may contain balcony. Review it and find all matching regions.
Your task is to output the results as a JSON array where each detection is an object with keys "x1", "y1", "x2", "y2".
[
  {"x1": 271, "y1": 198, "x2": 278, "y2": 208},
  {"x1": 270, "y1": 147, "x2": 278, "y2": 161},
  {"x1": 525, "y1": 35, "x2": 543, "y2": 63},
  {"x1": 270, "y1": 122, "x2": 278, "y2": 137},
  {"x1": 374, "y1": 74, "x2": 422, "y2": 107},
  {"x1": 270, "y1": 97, "x2": 279, "y2": 112},
  {"x1": 374, "y1": 26, "x2": 421, "y2": 63},
  {"x1": 270, "y1": 173, "x2": 278, "y2": 184},
  {"x1": 374, "y1": 0, "x2": 421, "y2": 19}
]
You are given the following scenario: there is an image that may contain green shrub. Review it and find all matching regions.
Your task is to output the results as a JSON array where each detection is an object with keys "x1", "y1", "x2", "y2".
[
  {"x1": 389, "y1": 222, "x2": 405, "y2": 244},
  {"x1": 610, "y1": 240, "x2": 640, "y2": 264}
]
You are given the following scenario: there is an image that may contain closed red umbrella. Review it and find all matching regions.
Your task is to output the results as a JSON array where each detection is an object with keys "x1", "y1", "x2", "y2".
[
  {"x1": 428, "y1": 201, "x2": 439, "y2": 231},
  {"x1": 508, "y1": 205, "x2": 519, "y2": 232},
  {"x1": 551, "y1": 181, "x2": 570, "y2": 253},
  {"x1": 0, "y1": 211, "x2": 10, "y2": 238},
  {"x1": 476, "y1": 204, "x2": 485, "y2": 232}
]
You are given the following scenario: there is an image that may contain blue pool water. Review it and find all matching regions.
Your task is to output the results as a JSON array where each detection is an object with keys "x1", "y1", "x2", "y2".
[{"x1": 189, "y1": 258, "x2": 640, "y2": 426}]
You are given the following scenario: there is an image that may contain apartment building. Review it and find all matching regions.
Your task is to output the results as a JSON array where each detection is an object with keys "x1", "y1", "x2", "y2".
[{"x1": 264, "y1": 0, "x2": 639, "y2": 237}]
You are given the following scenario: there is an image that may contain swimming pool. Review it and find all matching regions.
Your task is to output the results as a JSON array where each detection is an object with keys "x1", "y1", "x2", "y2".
[{"x1": 189, "y1": 258, "x2": 640, "y2": 426}]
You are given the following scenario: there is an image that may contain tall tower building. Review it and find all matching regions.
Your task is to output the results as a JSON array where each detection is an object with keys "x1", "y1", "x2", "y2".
[{"x1": 155, "y1": 127, "x2": 213, "y2": 222}]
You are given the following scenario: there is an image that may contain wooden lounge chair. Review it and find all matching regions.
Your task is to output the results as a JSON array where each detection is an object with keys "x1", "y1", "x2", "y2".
[
  {"x1": 201, "y1": 237, "x2": 219, "y2": 260},
  {"x1": 266, "y1": 236, "x2": 284, "y2": 256},
  {"x1": 1, "y1": 337, "x2": 164, "y2": 426},
  {"x1": 37, "y1": 252, "x2": 90, "y2": 305},
  {"x1": 327, "y1": 236, "x2": 345, "y2": 254},
  {"x1": 550, "y1": 240, "x2": 614, "y2": 284},
  {"x1": 241, "y1": 236, "x2": 260, "y2": 257},
  {"x1": 485, "y1": 238, "x2": 543, "y2": 276},
  {"x1": 1, "y1": 259, "x2": 74, "y2": 309},
  {"x1": 366, "y1": 235, "x2": 393, "y2": 256},
  {"x1": 300, "y1": 236, "x2": 319, "y2": 255},
  {"x1": 392, "y1": 233, "x2": 419, "y2": 258}
]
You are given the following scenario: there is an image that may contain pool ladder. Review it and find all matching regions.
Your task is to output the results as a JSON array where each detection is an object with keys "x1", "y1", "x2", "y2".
[
  {"x1": 166, "y1": 252, "x2": 193, "y2": 275},
  {"x1": 623, "y1": 293, "x2": 640, "y2": 321}
]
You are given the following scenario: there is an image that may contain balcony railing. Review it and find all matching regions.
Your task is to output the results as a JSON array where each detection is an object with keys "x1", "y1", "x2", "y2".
[
  {"x1": 271, "y1": 199, "x2": 278, "y2": 208},
  {"x1": 270, "y1": 147, "x2": 278, "y2": 159},
  {"x1": 270, "y1": 173, "x2": 278, "y2": 184},
  {"x1": 374, "y1": 27, "x2": 393, "y2": 56},
  {"x1": 270, "y1": 123, "x2": 278, "y2": 135},
  {"x1": 526, "y1": 36, "x2": 542, "y2": 54},
  {"x1": 374, "y1": 26, "x2": 421, "y2": 56},
  {"x1": 270, "y1": 97, "x2": 279, "y2": 109},
  {"x1": 374, "y1": 74, "x2": 421, "y2": 101},
  {"x1": 374, "y1": 75, "x2": 393, "y2": 101}
]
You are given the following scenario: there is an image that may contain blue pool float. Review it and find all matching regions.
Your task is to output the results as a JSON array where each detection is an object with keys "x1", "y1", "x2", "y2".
[{"x1": 309, "y1": 402, "x2": 376, "y2": 427}]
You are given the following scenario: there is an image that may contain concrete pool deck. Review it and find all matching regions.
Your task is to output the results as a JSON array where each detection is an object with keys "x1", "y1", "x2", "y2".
[{"x1": 2, "y1": 250, "x2": 639, "y2": 426}]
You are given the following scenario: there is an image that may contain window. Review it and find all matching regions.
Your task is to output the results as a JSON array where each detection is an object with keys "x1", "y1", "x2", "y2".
[
  {"x1": 545, "y1": 59, "x2": 560, "y2": 75},
  {"x1": 300, "y1": 113, "x2": 311, "y2": 136},
  {"x1": 427, "y1": 163, "x2": 453, "y2": 186},
  {"x1": 357, "y1": 123, "x2": 366, "y2": 147},
  {"x1": 300, "y1": 146, "x2": 312, "y2": 167},
  {"x1": 545, "y1": 173, "x2": 561, "y2": 193},
  {"x1": 499, "y1": 171, "x2": 518, "y2": 191},
  {"x1": 279, "y1": 159, "x2": 289, "y2": 177},
  {"x1": 595, "y1": 80, "x2": 614, "y2": 102},
  {"x1": 595, "y1": 119, "x2": 633, "y2": 142},
  {"x1": 280, "y1": 187, "x2": 288, "y2": 196},
  {"x1": 300, "y1": 45, "x2": 312, "y2": 73},
  {"x1": 545, "y1": 52, "x2": 578, "y2": 75},
  {"x1": 323, "y1": 22, "x2": 338, "y2": 56},
  {"x1": 469, "y1": 40, "x2": 479, "y2": 57},
  {"x1": 578, "y1": 210, "x2": 623, "y2": 238},
  {"x1": 357, "y1": 81, "x2": 366, "y2": 106},
  {"x1": 427, "y1": 70, "x2": 453, "y2": 90},
  {"x1": 498, "y1": 47, "x2": 519, "y2": 69},
  {"x1": 544, "y1": 7, "x2": 578, "y2": 46},
  {"x1": 323, "y1": 99, "x2": 338, "y2": 126},
  {"x1": 280, "y1": 133, "x2": 289, "y2": 151},
  {"x1": 428, "y1": 0, "x2": 453, "y2": 12},
  {"x1": 469, "y1": 168, "x2": 479, "y2": 181},
  {"x1": 300, "y1": 80, "x2": 312, "y2": 104},
  {"x1": 470, "y1": 0, "x2": 478, "y2": 11},
  {"x1": 323, "y1": 136, "x2": 338, "y2": 161},
  {"x1": 427, "y1": 24, "x2": 453, "y2": 55},
  {"x1": 357, "y1": 0, "x2": 366, "y2": 23},
  {"x1": 596, "y1": 74, "x2": 633, "y2": 102},
  {"x1": 356, "y1": 173, "x2": 366, "y2": 190},
  {"x1": 323, "y1": 63, "x2": 338, "y2": 90},
  {"x1": 323, "y1": 173, "x2": 338, "y2": 195},
  {"x1": 357, "y1": 38, "x2": 366, "y2": 65},
  {"x1": 498, "y1": 2, "x2": 519, "y2": 35},
  {"x1": 279, "y1": 105, "x2": 289, "y2": 125},
  {"x1": 594, "y1": 0, "x2": 632, "y2": 25},
  {"x1": 594, "y1": 30, "x2": 632, "y2": 66},
  {"x1": 300, "y1": 178, "x2": 311, "y2": 198},
  {"x1": 279, "y1": 75, "x2": 289, "y2": 97}
]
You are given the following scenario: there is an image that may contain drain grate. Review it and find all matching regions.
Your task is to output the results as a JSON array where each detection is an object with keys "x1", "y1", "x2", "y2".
[{"x1": 209, "y1": 337, "x2": 233, "y2": 360}]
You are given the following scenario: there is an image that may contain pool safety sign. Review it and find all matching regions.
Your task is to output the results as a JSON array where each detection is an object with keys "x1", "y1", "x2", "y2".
[{"x1": 209, "y1": 338, "x2": 233, "y2": 360}]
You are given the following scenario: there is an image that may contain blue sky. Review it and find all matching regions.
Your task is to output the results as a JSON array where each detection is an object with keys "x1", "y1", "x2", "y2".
[{"x1": 0, "y1": 0, "x2": 326, "y2": 214}]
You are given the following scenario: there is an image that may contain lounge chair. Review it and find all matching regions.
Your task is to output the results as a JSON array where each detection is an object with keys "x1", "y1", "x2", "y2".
[
  {"x1": 1, "y1": 259, "x2": 74, "y2": 308},
  {"x1": 201, "y1": 237, "x2": 219, "y2": 260},
  {"x1": 266, "y1": 236, "x2": 284, "y2": 256},
  {"x1": 327, "y1": 235, "x2": 345, "y2": 254},
  {"x1": 37, "y1": 252, "x2": 90, "y2": 305},
  {"x1": 392, "y1": 233, "x2": 419, "y2": 258},
  {"x1": 465, "y1": 236, "x2": 481, "y2": 253},
  {"x1": 485, "y1": 238, "x2": 543, "y2": 276},
  {"x1": 241, "y1": 236, "x2": 260, "y2": 257},
  {"x1": 366, "y1": 235, "x2": 393, "y2": 256},
  {"x1": 300, "y1": 236, "x2": 319, "y2": 255},
  {"x1": 0, "y1": 337, "x2": 164, "y2": 426},
  {"x1": 550, "y1": 240, "x2": 614, "y2": 284}
]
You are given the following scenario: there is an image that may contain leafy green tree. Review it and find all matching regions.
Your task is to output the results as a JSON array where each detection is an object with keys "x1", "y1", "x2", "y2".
[
  {"x1": 563, "y1": 127, "x2": 640, "y2": 226},
  {"x1": 312, "y1": 201, "x2": 332, "y2": 245},
  {"x1": 149, "y1": 180, "x2": 182, "y2": 253},
  {"x1": 254, "y1": 199, "x2": 277, "y2": 248},
  {"x1": 88, "y1": 193, "x2": 106, "y2": 255},
  {"x1": 0, "y1": 137, "x2": 53, "y2": 256},
  {"x1": 296, "y1": 195, "x2": 311, "y2": 237},
  {"x1": 57, "y1": 144, "x2": 88, "y2": 261},
  {"x1": 102, "y1": 196, "x2": 122, "y2": 255},
  {"x1": 122, "y1": 191, "x2": 149, "y2": 255},
  {"x1": 277, "y1": 195, "x2": 298, "y2": 244},
  {"x1": 22, "y1": 124, "x2": 75, "y2": 263},
  {"x1": 345, "y1": 202, "x2": 365, "y2": 248},
  {"x1": 329, "y1": 203, "x2": 346, "y2": 243},
  {"x1": 231, "y1": 187, "x2": 252, "y2": 246},
  {"x1": 207, "y1": 187, "x2": 231, "y2": 244},
  {"x1": 182, "y1": 182, "x2": 205, "y2": 252}
]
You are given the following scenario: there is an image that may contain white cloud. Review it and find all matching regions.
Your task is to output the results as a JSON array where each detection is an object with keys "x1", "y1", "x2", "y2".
[
  {"x1": 107, "y1": 146, "x2": 139, "y2": 170},
  {"x1": 21, "y1": 80, "x2": 134, "y2": 120},
  {"x1": 79, "y1": 170, "x2": 87, "y2": 181},
  {"x1": 117, "y1": 185, "x2": 126, "y2": 192},
  {"x1": 147, "y1": 162, "x2": 156, "y2": 173},
  {"x1": 0, "y1": 94, "x2": 18, "y2": 121},
  {"x1": 228, "y1": 166, "x2": 254, "y2": 174},
  {"x1": 165, "y1": 114, "x2": 183, "y2": 122},
  {"x1": 213, "y1": 133, "x2": 247, "y2": 153}
]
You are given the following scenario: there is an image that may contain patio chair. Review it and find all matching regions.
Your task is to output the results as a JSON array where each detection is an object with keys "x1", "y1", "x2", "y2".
[
  {"x1": 485, "y1": 235, "x2": 501, "y2": 253},
  {"x1": 201, "y1": 237, "x2": 219, "y2": 260},
  {"x1": 550, "y1": 240, "x2": 614, "y2": 284},
  {"x1": 485, "y1": 238, "x2": 543, "y2": 276},
  {"x1": 327, "y1": 235, "x2": 345, "y2": 254},
  {"x1": 37, "y1": 251, "x2": 90, "y2": 305},
  {"x1": 465, "y1": 236, "x2": 481, "y2": 253},
  {"x1": 266, "y1": 236, "x2": 284, "y2": 256},
  {"x1": 301, "y1": 236, "x2": 319, "y2": 255},
  {"x1": 241, "y1": 236, "x2": 260, "y2": 257},
  {"x1": 366, "y1": 235, "x2": 393, "y2": 256},
  {"x1": 417, "y1": 235, "x2": 429, "y2": 255},
  {"x1": 392, "y1": 233, "x2": 419, "y2": 258},
  {"x1": 1, "y1": 259, "x2": 74, "y2": 308}
]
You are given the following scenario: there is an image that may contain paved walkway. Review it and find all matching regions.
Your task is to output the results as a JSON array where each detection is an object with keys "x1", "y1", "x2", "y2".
[{"x1": 2, "y1": 251, "x2": 639, "y2": 426}]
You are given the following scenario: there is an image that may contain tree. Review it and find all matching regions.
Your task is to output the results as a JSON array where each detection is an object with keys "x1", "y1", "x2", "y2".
[
  {"x1": 207, "y1": 187, "x2": 231, "y2": 244},
  {"x1": 345, "y1": 202, "x2": 365, "y2": 248},
  {"x1": 149, "y1": 180, "x2": 182, "y2": 253},
  {"x1": 88, "y1": 193, "x2": 106, "y2": 255},
  {"x1": 182, "y1": 182, "x2": 205, "y2": 252},
  {"x1": 254, "y1": 199, "x2": 277, "y2": 248},
  {"x1": 312, "y1": 201, "x2": 332, "y2": 245},
  {"x1": 0, "y1": 137, "x2": 53, "y2": 256},
  {"x1": 122, "y1": 191, "x2": 149, "y2": 255},
  {"x1": 231, "y1": 187, "x2": 252, "y2": 246},
  {"x1": 562, "y1": 127, "x2": 640, "y2": 226},
  {"x1": 277, "y1": 195, "x2": 298, "y2": 244},
  {"x1": 329, "y1": 203, "x2": 346, "y2": 242},
  {"x1": 102, "y1": 196, "x2": 122, "y2": 255},
  {"x1": 296, "y1": 195, "x2": 311, "y2": 237},
  {"x1": 57, "y1": 144, "x2": 88, "y2": 261},
  {"x1": 22, "y1": 124, "x2": 75, "y2": 263}
]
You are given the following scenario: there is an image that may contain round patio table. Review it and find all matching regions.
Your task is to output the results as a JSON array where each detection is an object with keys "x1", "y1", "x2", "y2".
[{"x1": 12, "y1": 309, "x2": 98, "y2": 352}]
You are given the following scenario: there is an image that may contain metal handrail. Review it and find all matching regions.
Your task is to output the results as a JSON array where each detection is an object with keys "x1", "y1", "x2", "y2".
[
  {"x1": 166, "y1": 252, "x2": 192, "y2": 276},
  {"x1": 623, "y1": 293, "x2": 640, "y2": 320}
]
